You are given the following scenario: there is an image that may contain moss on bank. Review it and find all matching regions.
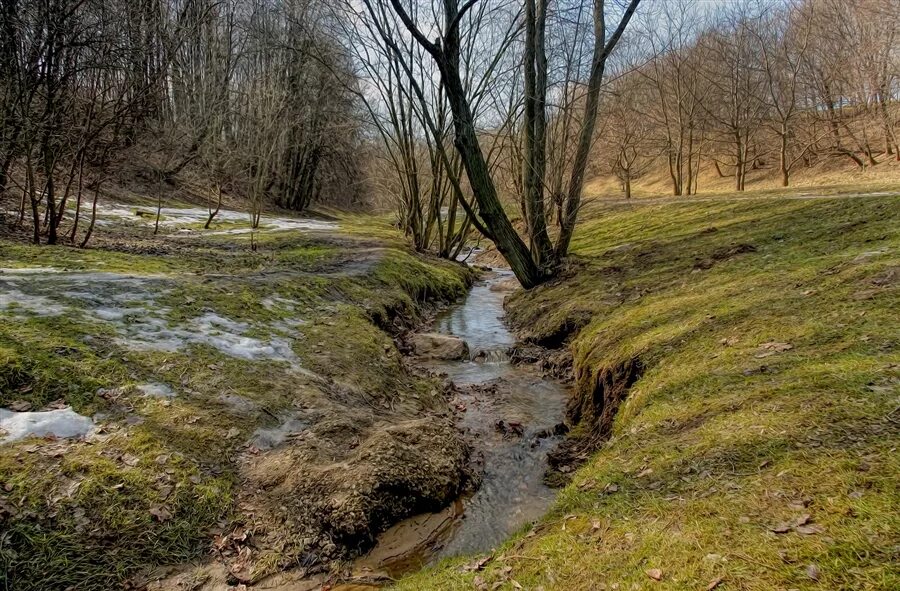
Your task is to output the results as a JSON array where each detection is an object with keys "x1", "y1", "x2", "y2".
[
  {"x1": 397, "y1": 194, "x2": 899, "y2": 590},
  {"x1": 0, "y1": 215, "x2": 473, "y2": 590}
]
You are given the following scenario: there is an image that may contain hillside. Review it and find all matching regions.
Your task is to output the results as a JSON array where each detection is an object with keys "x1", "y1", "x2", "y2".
[
  {"x1": 397, "y1": 192, "x2": 900, "y2": 590},
  {"x1": 584, "y1": 154, "x2": 900, "y2": 202}
]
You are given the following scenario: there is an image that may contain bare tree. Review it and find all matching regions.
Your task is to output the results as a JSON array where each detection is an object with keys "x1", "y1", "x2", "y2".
[{"x1": 358, "y1": 0, "x2": 641, "y2": 287}]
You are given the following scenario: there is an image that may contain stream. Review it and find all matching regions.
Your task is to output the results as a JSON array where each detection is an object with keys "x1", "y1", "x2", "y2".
[{"x1": 349, "y1": 270, "x2": 569, "y2": 580}]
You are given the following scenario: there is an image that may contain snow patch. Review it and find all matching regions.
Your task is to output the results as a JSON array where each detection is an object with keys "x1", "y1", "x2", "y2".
[
  {"x1": 137, "y1": 382, "x2": 177, "y2": 398},
  {"x1": 0, "y1": 267, "x2": 64, "y2": 275},
  {"x1": 1, "y1": 268, "x2": 316, "y2": 374},
  {"x1": 0, "y1": 289, "x2": 68, "y2": 316},
  {"x1": 251, "y1": 416, "x2": 309, "y2": 450},
  {"x1": 262, "y1": 296, "x2": 298, "y2": 312},
  {"x1": 93, "y1": 203, "x2": 337, "y2": 234},
  {"x1": 0, "y1": 407, "x2": 95, "y2": 443}
]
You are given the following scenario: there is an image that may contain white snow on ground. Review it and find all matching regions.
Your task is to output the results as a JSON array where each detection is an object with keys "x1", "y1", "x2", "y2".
[
  {"x1": 251, "y1": 416, "x2": 309, "y2": 450},
  {"x1": 261, "y1": 296, "x2": 298, "y2": 312},
  {"x1": 0, "y1": 267, "x2": 63, "y2": 275},
  {"x1": 91, "y1": 203, "x2": 337, "y2": 234},
  {"x1": 0, "y1": 288, "x2": 68, "y2": 316},
  {"x1": 137, "y1": 382, "x2": 176, "y2": 398},
  {"x1": 115, "y1": 309, "x2": 303, "y2": 365},
  {"x1": 0, "y1": 268, "x2": 314, "y2": 373},
  {"x1": 0, "y1": 407, "x2": 95, "y2": 443}
]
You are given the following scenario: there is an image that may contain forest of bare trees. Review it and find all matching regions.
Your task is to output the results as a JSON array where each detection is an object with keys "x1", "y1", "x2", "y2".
[
  {"x1": 0, "y1": 0, "x2": 364, "y2": 246},
  {"x1": 1, "y1": 0, "x2": 897, "y2": 282},
  {"x1": 596, "y1": 0, "x2": 899, "y2": 197}
]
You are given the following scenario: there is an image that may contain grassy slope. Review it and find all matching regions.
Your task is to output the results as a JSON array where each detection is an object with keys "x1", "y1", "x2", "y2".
[
  {"x1": 398, "y1": 194, "x2": 899, "y2": 590},
  {"x1": 0, "y1": 217, "x2": 471, "y2": 590}
]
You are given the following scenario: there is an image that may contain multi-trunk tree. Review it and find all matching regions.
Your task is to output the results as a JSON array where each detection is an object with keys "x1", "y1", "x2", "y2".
[{"x1": 359, "y1": 0, "x2": 641, "y2": 287}]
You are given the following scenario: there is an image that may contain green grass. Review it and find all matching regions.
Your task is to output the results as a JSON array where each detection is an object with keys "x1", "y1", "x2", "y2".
[
  {"x1": 0, "y1": 217, "x2": 472, "y2": 590},
  {"x1": 397, "y1": 194, "x2": 900, "y2": 590}
]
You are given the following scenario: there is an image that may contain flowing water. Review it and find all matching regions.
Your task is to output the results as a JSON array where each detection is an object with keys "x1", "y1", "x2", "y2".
[{"x1": 353, "y1": 270, "x2": 569, "y2": 578}]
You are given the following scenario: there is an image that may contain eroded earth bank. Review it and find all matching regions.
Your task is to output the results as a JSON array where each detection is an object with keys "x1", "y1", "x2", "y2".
[{"x1": 0, "y1": 201, "x2": 509, "y2": 590}]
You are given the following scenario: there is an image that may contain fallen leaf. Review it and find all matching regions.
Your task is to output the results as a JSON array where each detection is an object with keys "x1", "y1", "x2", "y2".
[
  {"x1": 473, "y1": 575, "x2": 486, "y2": 590},
  {"x1": 771, "y1": 523, "x2": 792, "y2": 534},
  {"x1": 759, "y1": 341, "x2": 793, "y2": 352},
  {"x1": 646, "y1": 568, "x2": 663, "y2": 581},
  {"x1": 793, "y1": 514, "x2": 811, "y2": 527},
  {"x1": 604, "y1": 483, "x2": 619, "y2": 494},
  {"x1": 805, "y1": 563, "x2": 821, "y2": 581},
  {"x1": 9, "y1": 400, "x2": 32, "y2": 412},
  {"x1": 706, "y1": 576, "x2": 724, "y2": 590},
  {"x1": 795, "y1": 524, "x2": 824, "y2": 535},
  {"x1": 636, "y1": 468, "x2": 653, "y2": 478},
  {"x1": 149, "y1": 505, "x2": 172, "y2": 522},
  {"x1": 226, "y1": 427, "x2": 241, "y2": 439},
  {"x1": 461, "y1": 556, "x2": 491, "y2": 573},
  {"x1": 511, "y1": 581, "x2": 523, "y2": 590}
]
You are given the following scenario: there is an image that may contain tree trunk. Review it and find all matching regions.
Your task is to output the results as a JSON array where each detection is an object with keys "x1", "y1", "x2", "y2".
[
  {"x1": 80, "y1": 182, "x2": 101, "y2": 248},
  {"x1": 522, "y1": 0, "x2": 554, "y2": 268},
  {"x1": 425, "y1": 2, "x2": 545, "y2": 287},
  {"x1": 205, "y1": 184, "x2": 222, "y2": 229},
  {"x1": 443, "y1": 67, "x2": 544, "y2": 286},
  {"x1": 780, "y1": 125, "x2": 789, "y2": 187},
  {"x1": 557, "y1": 0, "x2": 640, "y2": 259}
]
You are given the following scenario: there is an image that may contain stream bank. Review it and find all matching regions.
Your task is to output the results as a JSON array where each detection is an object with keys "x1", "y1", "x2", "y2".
[{"x1": 325, "y1": 270, "x2": 571, "y2": 587}]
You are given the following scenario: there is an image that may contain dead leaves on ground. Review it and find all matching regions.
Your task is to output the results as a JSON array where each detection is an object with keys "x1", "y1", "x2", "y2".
[
  {"x1": 755, "y1": 341, "x2": 793, "y2": 358},
  {"x1": 149, "y1": 505, "x2": 173, "y2": 522},
  {"x1": 770, "y1": 509, "x2": 825, "y2": 536},
  {"x1": 460, "y1": 555, "x2": 492, "y2": 573}
]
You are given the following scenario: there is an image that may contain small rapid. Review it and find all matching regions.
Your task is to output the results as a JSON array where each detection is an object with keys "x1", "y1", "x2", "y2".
[
  {"x1": 424, "y1": 270, "x2": 568, "y2": 558},
  {"x1": 351, "y1": 270, "x2": 569, "y2": 580}
]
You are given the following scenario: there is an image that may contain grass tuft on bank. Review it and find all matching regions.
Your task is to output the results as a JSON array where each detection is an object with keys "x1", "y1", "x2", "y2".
[{"x1": 397, "y1": 194, "x2": 899, "y2": 590}]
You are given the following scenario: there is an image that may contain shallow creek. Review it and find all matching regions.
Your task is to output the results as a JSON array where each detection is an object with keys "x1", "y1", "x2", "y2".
[{"x1": 348, "y1": 270, "x2": 569, "y2": 581}]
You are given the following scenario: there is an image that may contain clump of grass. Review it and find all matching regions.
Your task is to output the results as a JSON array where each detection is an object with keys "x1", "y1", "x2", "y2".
[
  {"x1": 0, "y1": 430, "x2": 234, "y2": 591},
  {"x1": 397, "y1": 194, "x2": 899, "y2": 590},
  {"x1": 0, "y1": 315, "x2": 126, "y2": 413}
]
